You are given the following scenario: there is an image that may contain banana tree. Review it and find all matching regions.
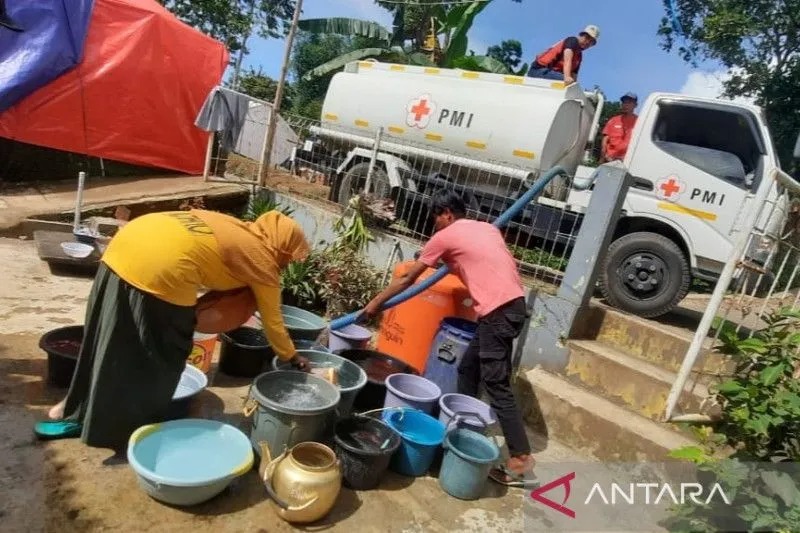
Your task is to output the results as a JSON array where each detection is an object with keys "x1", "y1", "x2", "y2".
[{"x1": 297, "y1": 1, "x2": 512, "y2": 80}]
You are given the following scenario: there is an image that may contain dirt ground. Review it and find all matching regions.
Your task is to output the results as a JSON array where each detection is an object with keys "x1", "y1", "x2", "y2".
[{"x1": 0, "y1": 237, "x2": 585, "y2": 533}]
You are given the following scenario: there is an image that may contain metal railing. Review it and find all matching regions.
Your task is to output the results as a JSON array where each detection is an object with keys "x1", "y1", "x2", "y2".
[
  {"x1": 664, "y1": 168, "x2": 800, "y2": 421},
  {"x1": 275, "y1": 112, "x2": 587, "y2": 294},
  {"x1": 201, "y1": 90, "x2": 298, "y2": 187}
]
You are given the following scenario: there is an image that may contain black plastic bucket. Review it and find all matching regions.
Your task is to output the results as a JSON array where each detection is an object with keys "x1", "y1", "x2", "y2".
[
  {"x1": 218, "y1": 327, "x2": 274, "y2": 377},
  {"x1": 39, "y1": 325, "x2": 83, "y2": 388},
  {"x1": 336, "y1": 349, "x2": 418, "y2": 412},
  {"x1": 334, "y1": 415, "x2": 401, "y2": 490}
]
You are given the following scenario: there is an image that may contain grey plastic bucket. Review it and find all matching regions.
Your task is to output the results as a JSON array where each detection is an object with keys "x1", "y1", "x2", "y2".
[
  {"x1": 383, "y1": 374, "x2": 442, "y2": 414},
  {"x1": 328, "y1": 324, "x2": 372, "y2": 353},
  {"x1": 248, "y1": 370, "x2": 340, "y2": 458},
  {"x1": 438, "y1": 393, "x2": 496, "y2": 434},
  {"x1": 271, "y1": 350, "x2": 367, "y2": 417}
]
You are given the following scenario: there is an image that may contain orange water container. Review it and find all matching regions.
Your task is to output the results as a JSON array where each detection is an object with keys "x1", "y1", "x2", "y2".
[
  {"x1": 376, "y1": 261, "x2": 477, "y2": 373},
  {"x1": 188, "y1": 332, "x2": 218, "y2": 375}
]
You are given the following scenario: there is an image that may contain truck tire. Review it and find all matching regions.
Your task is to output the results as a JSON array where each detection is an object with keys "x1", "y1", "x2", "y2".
[
  {"x1": 598, "y1": 232, "x2": 690, "y2": 318},
  {"x1": 337, "y1": 162, "x2": 391, "y2": 206}
]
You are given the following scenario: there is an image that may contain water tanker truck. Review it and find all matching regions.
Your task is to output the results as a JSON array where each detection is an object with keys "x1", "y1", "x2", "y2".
[{"x1": 303, "y1": 60, "x2": 793, "y2": 318}]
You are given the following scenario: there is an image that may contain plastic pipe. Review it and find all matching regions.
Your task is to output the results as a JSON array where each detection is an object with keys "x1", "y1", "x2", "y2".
[{"x1": 329, "y1": 165, "x2": 567, "y2": 331}]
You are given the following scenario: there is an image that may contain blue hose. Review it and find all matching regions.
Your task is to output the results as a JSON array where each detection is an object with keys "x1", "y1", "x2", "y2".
[{"x1": 329, "y1": 165, "x2": 567, "y2": 330}]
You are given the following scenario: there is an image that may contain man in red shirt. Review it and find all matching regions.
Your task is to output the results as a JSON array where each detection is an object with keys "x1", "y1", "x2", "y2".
[
  {"x1": 362, "y1": 189, "x2": 535, "y2": 487},
  {"x1": 600, "y1": 92, "x2": 638, "y2": 162},
  {"x1": 527, "y1": 25, "x2": 599, "y2": 85}
]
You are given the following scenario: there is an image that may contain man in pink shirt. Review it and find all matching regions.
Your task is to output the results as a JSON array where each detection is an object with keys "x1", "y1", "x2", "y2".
[{"x1": 362, "y1": 189, "x2": 534, "y2": 486}]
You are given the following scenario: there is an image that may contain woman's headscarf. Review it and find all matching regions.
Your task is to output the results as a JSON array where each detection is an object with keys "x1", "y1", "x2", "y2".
[{"x1": 192, "y1": 209, "x2": 310, "y2": 288}]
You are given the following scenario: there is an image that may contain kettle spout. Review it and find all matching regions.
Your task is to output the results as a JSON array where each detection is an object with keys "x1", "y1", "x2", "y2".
[
  {"x1": 0, "y1": 0, "x2": 23, "y2": 32},
  {"x1": 257, "y1": 441, "x2": 272, "y2": 479}
]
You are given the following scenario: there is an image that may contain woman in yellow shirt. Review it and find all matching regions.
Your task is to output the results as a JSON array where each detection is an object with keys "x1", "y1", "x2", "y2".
[{"x1": 35, "y1": 209, "x2": 311, "y2": 448}]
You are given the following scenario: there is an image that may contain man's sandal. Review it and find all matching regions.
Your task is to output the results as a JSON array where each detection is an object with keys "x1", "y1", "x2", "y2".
[{"x1": 489, "y1": 465, "x2": 540, "y2": 488}]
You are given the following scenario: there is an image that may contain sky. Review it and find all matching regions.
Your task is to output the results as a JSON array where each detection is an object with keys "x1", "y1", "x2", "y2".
[{"x1": 243, "y1": 0, "x2": 734, "y2": 106}]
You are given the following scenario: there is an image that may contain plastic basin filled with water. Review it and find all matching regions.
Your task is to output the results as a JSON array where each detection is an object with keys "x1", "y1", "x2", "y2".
[
  {"x1": 127, "y1": 419, "x2": 253, "y2": 506},
  {"x1": 249, "y1": 370, "x2": 340, "y2": 456},
  {"x1": 272, "y1": 350, "x2": 367, "y2": 416}
]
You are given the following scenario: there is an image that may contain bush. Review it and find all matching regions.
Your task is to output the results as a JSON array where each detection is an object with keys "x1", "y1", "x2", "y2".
[{"x1": 665, "y1": 308, "x2": 800, "y2": 532}]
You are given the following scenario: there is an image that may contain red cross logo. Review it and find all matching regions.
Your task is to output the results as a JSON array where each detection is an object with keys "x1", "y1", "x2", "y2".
[
  {"x1": 410, "y1": 99, "x2": 431, "y2": 122},
  {"x1": 655, "y1": 176, "x2": 686, "y2": 201},
  {"x1": 406, "y1": 94, "x2": 436, "y2": 128}
]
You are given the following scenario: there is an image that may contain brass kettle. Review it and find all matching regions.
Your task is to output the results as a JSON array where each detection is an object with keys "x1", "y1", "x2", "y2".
[{"x1": 259, "y1": 441, "x2": 342, "y2": 524}]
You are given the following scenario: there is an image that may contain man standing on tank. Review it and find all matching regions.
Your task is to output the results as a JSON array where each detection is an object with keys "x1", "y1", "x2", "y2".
[
  {"x1": 527, "y1": 25, "x2": 600, "y2": 85},
  {"x1": 360, "y1": 189, "x2": 535, "y2": 487}
]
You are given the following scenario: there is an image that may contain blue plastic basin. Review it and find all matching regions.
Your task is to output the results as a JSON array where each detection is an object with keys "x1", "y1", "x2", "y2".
[
  {"x1": 281, "y1": 305, "x2": 326, "y2": 341},
  {"x1": 127, "y1": 419, "x2": 254, "y2": 506}
]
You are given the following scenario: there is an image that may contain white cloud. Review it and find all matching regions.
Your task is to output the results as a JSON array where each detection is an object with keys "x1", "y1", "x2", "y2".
[{"x1": 679, "y1": 69, "x2": 754, "y2": 104}]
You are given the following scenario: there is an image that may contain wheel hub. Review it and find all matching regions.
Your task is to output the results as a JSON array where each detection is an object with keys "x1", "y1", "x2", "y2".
[{"x1": 619, "y1": 254, "x2": 665, "y2": 296}]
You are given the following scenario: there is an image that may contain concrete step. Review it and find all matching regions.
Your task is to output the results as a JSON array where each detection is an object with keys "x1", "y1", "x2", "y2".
[
  {"x1": 574, "y1": 303, "x2": 731, "y2": 375},
  {"x1": 565, "y1": 340, "x2": 712, "y2": 421},
  {"x1": 515, "y1": 367, "x2": 696, "y2": 462}
]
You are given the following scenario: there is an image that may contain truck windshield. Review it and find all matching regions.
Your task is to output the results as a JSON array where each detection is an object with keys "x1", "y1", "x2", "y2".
[{"x1": 652, "y1": 102, "x2": 765, "y2": 188}]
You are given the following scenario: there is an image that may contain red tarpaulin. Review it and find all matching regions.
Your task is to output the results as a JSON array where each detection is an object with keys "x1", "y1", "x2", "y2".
[{"x1": 0, "y1": 0, "x2": 229, "y2": 175}]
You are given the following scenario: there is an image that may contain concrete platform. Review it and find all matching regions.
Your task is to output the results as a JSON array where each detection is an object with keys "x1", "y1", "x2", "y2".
[{"x1": 0, "y1": 175, "x2": 249, "y2": 233}]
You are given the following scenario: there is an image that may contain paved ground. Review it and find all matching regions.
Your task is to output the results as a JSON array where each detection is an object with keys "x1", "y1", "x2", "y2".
[{"x1": 0, "y1": 237, "x2": 590, "y2": 533}]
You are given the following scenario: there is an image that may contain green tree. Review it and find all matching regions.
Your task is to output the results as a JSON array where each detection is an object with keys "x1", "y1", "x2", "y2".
[
  {"x1": 296, "y1": 0, "x2": 521, "y2": 79},
  {"x1": 235, "y1": 67, "x2": 293, "y2": 109},
  {"x1": 290, "y1": 33, "x2": 361, "y2": 119},
  {"x1": 487, "y1": 39, "x2": 524, "y2": 71},
  {"x1": 162, "y1": 0, "x2": 294, "y2": 56},
  {"x1": 658, "y1": 0, "x2": 800, "y2": 168}
]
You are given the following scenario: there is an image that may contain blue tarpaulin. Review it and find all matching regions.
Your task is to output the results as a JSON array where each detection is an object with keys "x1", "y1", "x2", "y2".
[{"x1": 0, "y1": 0, "x2": 94, "y2": 113}]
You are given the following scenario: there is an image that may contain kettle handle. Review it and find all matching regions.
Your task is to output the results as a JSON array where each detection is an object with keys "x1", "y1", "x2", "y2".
[
  {"x1": 262, "y1": 449, "x2": 291, "y2": 510},
  {"x1": 261, "y1": 439, "x2": 322, "y2": 512}
]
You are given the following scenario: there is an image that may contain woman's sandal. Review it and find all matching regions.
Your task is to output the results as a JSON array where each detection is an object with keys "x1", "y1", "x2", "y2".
[
  {"x1": 34, "y1": 420, "x2": 82, "y2": 440},
  {"x1": 489, "y1": 464, "x2": 540, "y2": 488}
]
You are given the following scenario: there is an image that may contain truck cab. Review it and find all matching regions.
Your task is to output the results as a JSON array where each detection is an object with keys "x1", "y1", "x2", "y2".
[
  {"x1": 305, "y1": 61, "x2": 790, "y2": 318},
  {"x1": 569, "y1": 93, "x2": 785, "y2": 316}
]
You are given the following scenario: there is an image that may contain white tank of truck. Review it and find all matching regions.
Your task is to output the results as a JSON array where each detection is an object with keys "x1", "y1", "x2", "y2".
[{"x1": 319, "y1": 60, "x2": 601, "y2": 179}]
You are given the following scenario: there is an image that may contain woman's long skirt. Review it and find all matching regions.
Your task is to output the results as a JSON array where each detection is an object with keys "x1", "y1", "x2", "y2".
[{"x1": 62, "y1": 263, "x2": 195, "y2": 449}]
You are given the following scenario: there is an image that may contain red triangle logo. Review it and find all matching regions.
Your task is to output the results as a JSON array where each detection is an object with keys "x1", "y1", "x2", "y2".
[{"x1": 530, "y1": 471, "x2": 576, "y2": 518}]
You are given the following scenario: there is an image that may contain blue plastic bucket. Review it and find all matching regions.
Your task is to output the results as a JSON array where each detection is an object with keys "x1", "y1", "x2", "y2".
[
  {"x1": 439, "y1": 427, "x2": 500, "y2": 500},
  {"x1": 382, "y1": 409, "x2": 445, "y2": 477},
  {"x1": 383, "y1": 373, "x2": 442, "y2": 414},
  {"x1": 423, "y1": 317, "x2": 476, "y2": 396}
]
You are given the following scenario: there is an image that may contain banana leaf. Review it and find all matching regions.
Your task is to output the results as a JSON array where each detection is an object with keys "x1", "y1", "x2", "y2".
[
  {"x1": 443, "y1": 1, "x2": 491, "y2": 66},
  {"x1": 302, "y1": 47, "x2": 392, "y2": 80},
  {"x1": 297, "y1": 18, "x2": 392, "y2": 44},
  {"x1": 469, "y1": 55, "x2": 512, "y2": 74}
]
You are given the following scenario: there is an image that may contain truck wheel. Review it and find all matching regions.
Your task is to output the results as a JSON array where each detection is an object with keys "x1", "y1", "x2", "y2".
[
  {"x1": 599, "y1": 232, "x2": 690, "y2": 318},
  {"x1": 337, "y1": 162, "x2": 391, "y2": 206}
]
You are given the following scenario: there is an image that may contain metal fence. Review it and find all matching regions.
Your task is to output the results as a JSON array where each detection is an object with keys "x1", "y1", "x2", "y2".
[
  {"x1": 201, "y1": 90, "x2": 299, "y2": 187},
  {"x1": 272, "y1": 112, "x2": 587, "y2": 294},
  {"x1": 664, "y1": 168, "x2": 800, "y2": 421}
]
